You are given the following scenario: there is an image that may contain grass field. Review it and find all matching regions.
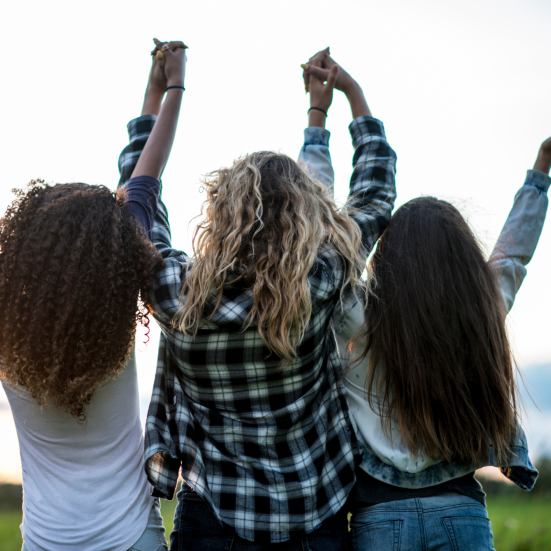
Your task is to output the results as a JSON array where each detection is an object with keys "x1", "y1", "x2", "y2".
[{"x1": 0, "y1": 496, "x2": 549, "y2": 550}]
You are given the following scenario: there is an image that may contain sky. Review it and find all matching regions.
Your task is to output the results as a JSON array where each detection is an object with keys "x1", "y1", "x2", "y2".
[{"x1": 0, "y1": 0, "x2": 550, "y2": 483}]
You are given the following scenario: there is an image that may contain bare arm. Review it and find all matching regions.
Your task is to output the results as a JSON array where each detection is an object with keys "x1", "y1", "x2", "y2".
[
  {"x1": 131, "y1": 42, "x2": 187, "y2": 180},
  {"x1": 533, "y1": 137, "x2": 551, "y2": 175}
]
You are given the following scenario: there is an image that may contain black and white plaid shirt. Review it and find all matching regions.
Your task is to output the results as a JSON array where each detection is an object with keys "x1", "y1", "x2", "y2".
[{"x1": 118, "y1": 114, "x2": 397, "y2": 543}]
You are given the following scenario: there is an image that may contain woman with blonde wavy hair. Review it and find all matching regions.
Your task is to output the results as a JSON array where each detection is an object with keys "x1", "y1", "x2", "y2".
[{"x1": 119, "y1": 45, "x2": 397, "y2": 549}]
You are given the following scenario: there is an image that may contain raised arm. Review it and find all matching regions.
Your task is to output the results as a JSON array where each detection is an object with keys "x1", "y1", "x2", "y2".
[
  {"x1": 490, "y1": 137, "x2": 551, "y2": 313},
  {"x1": 299, "y1": 51, "x2": 396, "y2": 259},
  {"x1": 131, "y1": 42, "x2": 186, "y2": 181},
  {"x1": 299, "y1": 50, "x2": 372, "y2": 194},
  {"x1": 118, "y1": 39, "x2": 186, "y2": 252}
]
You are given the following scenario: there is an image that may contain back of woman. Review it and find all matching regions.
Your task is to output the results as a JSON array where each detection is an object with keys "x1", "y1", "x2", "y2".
[
  {"x1": 0, "y1": 41, "x2": 189, "y2": 550},
  {"x1": 3, "y1": 357, "x2": 153, "y2": 551},
  {"x1": 344, "y1": 143, "x2": 551, "y2": 551},
  {"x1": 119, "y1": 48, "x2": 397, "y2": 547}
]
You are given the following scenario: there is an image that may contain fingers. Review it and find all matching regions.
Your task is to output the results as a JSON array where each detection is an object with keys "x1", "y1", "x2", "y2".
[
  {"x1": 168, "y1": 40, "x2": 188, "y2": 50},
  {"x1": 302, "y1": 64, "x2": 330, "y2": 82},
  {"x1": 303, "y1": 47, "x2": 330, "y2": 92},
  {"x1": 307, "y1": 49, "x2": 325, "y2": 92},
  {"x1": 151, "y1": 38, "x2": 188, "y2": 57},
  {"x1": 326, "y1": 65, "x2": 339, "y2": 89},
  {"x1": 323, "y1": 54, "x2": 337, "y2": 69},
  {"x1": 308, "y1": 47, "x2": 330, "y2": 67},
  {"x1": 163, "y1": 46, "x2": 187, "y2": 73}
]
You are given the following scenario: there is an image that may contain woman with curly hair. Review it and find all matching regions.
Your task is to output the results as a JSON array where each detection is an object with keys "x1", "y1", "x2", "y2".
[
  {"x1": 0, "y1": 41, "x2": 186, "y2": 551},
  {"x1": 118, "y1": 43, "x2": 397, "y2": 549}
]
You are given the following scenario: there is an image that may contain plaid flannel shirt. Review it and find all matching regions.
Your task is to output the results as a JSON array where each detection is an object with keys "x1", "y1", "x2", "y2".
[{"x1": 118, "y1": 114, "x2": 397, "y2": 543}]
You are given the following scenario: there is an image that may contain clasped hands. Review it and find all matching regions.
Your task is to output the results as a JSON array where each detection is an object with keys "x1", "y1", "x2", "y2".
[
  {"x1": 148, "y1": 38, "x2": 188, "y2": 94},
  {"x1": 301, "y1": 47, "x2": 371, "y2": 125}
]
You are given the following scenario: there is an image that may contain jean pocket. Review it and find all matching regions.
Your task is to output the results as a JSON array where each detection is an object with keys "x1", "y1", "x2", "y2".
[
  {"x1": 351, "y1": 519, "x2": 402, "y2": 551},
  {"x1": 442, "y1": 516, "x2": 494, "y2": 551}
]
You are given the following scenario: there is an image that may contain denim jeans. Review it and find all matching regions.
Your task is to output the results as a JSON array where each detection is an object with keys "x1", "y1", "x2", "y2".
[
  {"x1": 350, "y1": 492, "x2": 495, "y2": 551},
  {"x1": 169, "y1": 486, "x2": 350, "y2": 550},
  {"x1": 129, "y1": 498, "x2": 168, "y2": 551},
  {"x1": 22, "y1": 498, "x2": 167, "y2": 551}
]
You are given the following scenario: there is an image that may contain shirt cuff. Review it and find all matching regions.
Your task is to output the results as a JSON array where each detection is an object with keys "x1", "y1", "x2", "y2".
[
  {"x1": 125, "y1": 175, "x2": 162, "y2": 235},
  {"x1": 349, "y1": 116, "x2": 386, "y2": 149},
  {"x1": 127, "y1": 114, "x2": 158, "y2": 141},
  {"x1": 303, "y1": 126, "x2": 331, "y2": 147},
  {"x1": 127, "y1": 174, "x2": 161, "y2": 191},
  {"x1": 526, "y1": 169, "x2": 551, "y2": 193}
]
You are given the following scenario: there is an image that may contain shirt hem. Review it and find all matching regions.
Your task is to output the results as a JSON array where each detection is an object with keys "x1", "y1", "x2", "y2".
[{"x1": 21, "y1": 495, "x2": 155, "y2": 551}]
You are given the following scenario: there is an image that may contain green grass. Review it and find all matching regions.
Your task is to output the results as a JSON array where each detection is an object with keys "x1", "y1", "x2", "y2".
[
  {"x1": 0, "y1": 496, "x2": 549, "y2": 550},
  {"x1": 160, "y1": 498, "x2": 178, "y2": 541},
  {"x1": 0, "y1": 512, "x2": 21, "y2": 551},
  {"x1": 487, "y1": 496, "x2": 551, "y2": 551}
]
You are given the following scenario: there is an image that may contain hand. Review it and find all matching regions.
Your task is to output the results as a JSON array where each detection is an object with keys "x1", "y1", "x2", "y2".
[
  {"x1": 152, "y1": 38, "x2": 188, "y2": 86},
  {"x1": 302, "y1": 49, "x2": 357, "y2": 95},
  {"x1": 151, "y1": 38, "x2": 188, "y2": 57},
  {"x1": 309, "y1": 65, "x2": 339, "y2": 113},
  {"x1": 141, "y1": 38, "x2": 187, "y2": 117},
  {"x1": 534, "y1": 137, "x2": 551, "y2": 174},
  {"x1": 146, "y1": 49, "x2": 167, "y2": 94},
  {"x1": 302, "y1": 48, "x2": 371, "y2": 120}
]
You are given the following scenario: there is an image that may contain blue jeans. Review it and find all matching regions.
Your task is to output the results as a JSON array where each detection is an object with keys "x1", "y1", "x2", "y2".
[
  {"x1": 169, "y1": 486, "x2": 350, "y2": 550},
  {"x1": 350, "y1": 493, "x2": 495, "y2": 551},
  {"x1": 129, "y1": 499, "x2": 168, "y2": 551}
]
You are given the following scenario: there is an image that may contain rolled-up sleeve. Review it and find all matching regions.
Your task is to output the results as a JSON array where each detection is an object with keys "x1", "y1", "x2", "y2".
[
  {"x1": 124, "y1": 175, "x2": 161, "y2": 236},
  {"x1": 298, "y1": 127, "x2": 335, "y2": 192},
  {"x1": 346, "y1": 116, "x2": 397, "y2": 259}
]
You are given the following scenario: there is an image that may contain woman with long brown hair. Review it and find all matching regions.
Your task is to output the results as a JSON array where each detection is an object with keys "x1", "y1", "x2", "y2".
[
  {"x1": 302, "y1": 53, "x2": 550, "y2": 551},
  {"x1": 118, "y1": 45, "x2": 397, "y2": 549},
  {"x1": 0, "y1": 41, "x2": 187, "y2": 551}
]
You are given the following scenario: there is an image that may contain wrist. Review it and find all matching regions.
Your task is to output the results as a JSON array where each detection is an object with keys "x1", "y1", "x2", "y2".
[
  {"x1": 534, "y1": 153, "x2": 551, "y2": 174},
  {"x1": 346, "y1": 84, "x2": 372, "y2": 119},
  {"x1": 343, "y1": 79, "x2": 361, "y2": 97},
  {"x1": 166, "y1": 77, "x2": 185, "y2": 88},
  {"x1": 146, "y1": 84, "x2": 166, "y2": 96},
  {"x1": 142, "y1": 86, "x2": 165, "y2": 117},
  {"x1": 308, "y1": 109, "x2": 326, "y2": 128}
]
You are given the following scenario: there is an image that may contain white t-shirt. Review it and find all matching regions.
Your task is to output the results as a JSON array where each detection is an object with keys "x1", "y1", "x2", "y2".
[{"x1": 2, "y1": 353, "x2": 154, "y2": 551}]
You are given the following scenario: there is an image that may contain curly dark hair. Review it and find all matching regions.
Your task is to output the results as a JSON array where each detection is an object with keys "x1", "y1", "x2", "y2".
[{"x1": 0, "y1": 180, "x2": 162, "y2": 420}]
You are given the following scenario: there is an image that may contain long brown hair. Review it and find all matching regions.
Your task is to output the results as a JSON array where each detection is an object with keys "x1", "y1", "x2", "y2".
[
  {"x1": 0, "y1": 180, "x2": 162, "y2": 420},
  {"x1": 358, "y1": 197, "x2": 518, "y2": 465},
  {"x1": 175, "y1": 151, "x2": 363, "y2": 363}
]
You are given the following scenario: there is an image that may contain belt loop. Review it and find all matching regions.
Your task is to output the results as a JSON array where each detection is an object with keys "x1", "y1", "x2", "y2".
[{"x1": 225, "y1": 535, "x2": 235, "y2": 551}]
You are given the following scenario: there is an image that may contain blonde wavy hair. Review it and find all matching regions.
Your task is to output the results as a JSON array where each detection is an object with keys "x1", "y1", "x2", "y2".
[{"x1": 175, "y1": 151, "x2": 363, "y2": 363}]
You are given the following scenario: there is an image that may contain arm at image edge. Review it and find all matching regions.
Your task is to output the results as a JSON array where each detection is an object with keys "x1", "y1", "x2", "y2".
[{"x1": 490, "y1": 169, "x2": 550, "y2": 313}]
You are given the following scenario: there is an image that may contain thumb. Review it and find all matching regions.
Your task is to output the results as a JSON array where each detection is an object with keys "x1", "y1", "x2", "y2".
[{"x1": 326, "y1": 65, "x2": 339, "y2": 89}]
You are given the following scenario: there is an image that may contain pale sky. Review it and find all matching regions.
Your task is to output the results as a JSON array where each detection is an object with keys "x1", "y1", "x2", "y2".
[{"x1": 0, "y1": 0, "x2": 550, "y2": 482}]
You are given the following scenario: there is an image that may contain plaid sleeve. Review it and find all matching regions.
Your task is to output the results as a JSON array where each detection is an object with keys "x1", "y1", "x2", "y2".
[
  {"x1": 116, "y1": 114, "x2": 174, "y2": 254},
  {"x1": 346, "y1": 116, "x2": 397, "y2": 257},
  {"x1": 117, "y1": 115, "x2": 158, "y2": 188},
  {"x1": 117, "y1": 114, "x2": 189, "y2": 328}
]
